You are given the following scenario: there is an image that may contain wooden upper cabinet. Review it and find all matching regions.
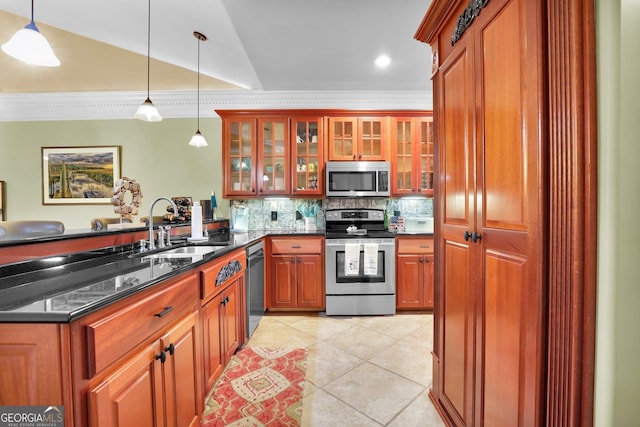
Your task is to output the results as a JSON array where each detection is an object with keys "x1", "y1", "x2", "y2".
[
  {"x1": 219, "y1": 110, "x2": 431, "y2": 198},
  {"x1": 291, "y1": 116, "x2": 324, "y2": 196},
  {"x1": 328, "y1": 117, "x2": 388, "y2": 161},
  {"x1": 257, "y1": 117, "x2": 290, "y2": 195},
  {"x1": 391, "y1": 116, "x2": 434, "y2": 196},
  {"x1": 223, "y1": 117, "x2": 257, "y2": 197}
]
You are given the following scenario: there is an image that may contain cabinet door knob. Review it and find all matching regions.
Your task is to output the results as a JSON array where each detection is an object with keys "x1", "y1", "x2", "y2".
[
  {"x1": 155, "y1": 351, "x2": 166, "y2": 364},
  {"x1": 165, "y1": 343, "x2": 175, "y2": 355},
  {"x1": 419, "y1": 257, "x2": 424, "y2": 263},
  {"x1": 472, "y1": 232, "x2": 482, "y2": 243},
  {"x1": 464, "y1": 231, "x2": 472, "y2": 241}
]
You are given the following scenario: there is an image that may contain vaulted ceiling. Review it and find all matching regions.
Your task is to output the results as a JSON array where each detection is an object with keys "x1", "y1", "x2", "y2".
[{"x1": 0, "y1": 0, "x2": 433, "y2": 120}]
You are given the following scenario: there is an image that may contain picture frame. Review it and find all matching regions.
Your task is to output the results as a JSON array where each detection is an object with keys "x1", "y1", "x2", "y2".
[{"x1": 42, "y1": 146, "x2": 121, "y2": 205}]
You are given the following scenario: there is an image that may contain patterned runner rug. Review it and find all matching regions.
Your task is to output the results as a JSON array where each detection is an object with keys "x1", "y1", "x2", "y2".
[{"x1": 201, "y1": 346, "x2": 308, "y2": 426}]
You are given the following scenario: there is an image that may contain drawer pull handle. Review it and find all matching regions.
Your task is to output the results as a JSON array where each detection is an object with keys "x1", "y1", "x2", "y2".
[
  {"x1": 291, "y1": 245, "x2": 302, "y2": 248},
  {"x1": 154, "y1": 306, "x2": 174, "y2": 318},
  {"x1": 155, "y1": 351, "x2": 166, "y2": 363},
  {"x1": 165, "y1": 343, "x2": 175, "y2": 356},
  {"x1": 419, "y1": 245, "x2": 430, "y2": 248}
]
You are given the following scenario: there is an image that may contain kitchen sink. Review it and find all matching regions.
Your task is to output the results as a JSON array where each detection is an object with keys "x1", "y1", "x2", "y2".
[
  {"x1": 161, "y1": 246, "x2": 222, "y2": 256},
  {"x1": 140, "y1": 245, "x2": 224, "y2": 261}
]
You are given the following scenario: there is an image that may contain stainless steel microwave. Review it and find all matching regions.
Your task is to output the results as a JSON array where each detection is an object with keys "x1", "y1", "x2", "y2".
[{"x1": 325, "y1": 161, "x2": 390, "y2": 197}]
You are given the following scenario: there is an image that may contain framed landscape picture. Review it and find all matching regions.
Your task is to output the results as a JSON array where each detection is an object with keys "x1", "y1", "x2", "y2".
[{"x1": 42, "y1": 146, "x2": 121, "y2": 205}]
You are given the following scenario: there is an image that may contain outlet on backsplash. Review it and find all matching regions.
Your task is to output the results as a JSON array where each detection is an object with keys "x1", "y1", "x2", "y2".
[{"x1": 271, "y1": 211, "x2": 278, "y2": 221}]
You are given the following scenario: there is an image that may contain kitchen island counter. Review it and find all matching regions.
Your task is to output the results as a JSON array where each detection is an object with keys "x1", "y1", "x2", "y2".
[{"x1": 0, "y1": 227, "x2": 324, "y2": 323}]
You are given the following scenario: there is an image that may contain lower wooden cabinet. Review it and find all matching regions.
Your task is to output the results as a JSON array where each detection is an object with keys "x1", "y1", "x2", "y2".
[
  {"x1": 267, "y1": 236, "x2": 325, "y2": 310},
  {"x1": 0, "y1": 323, "x2": 71, "y2": 409},
  {"x1": 202, "y1": 278, "x2": 242, "y2": 391},
  {"x1": 87, "y1": 310, "x2": 201, "y2": 427},
  {"x1": 0, "y1": 240, "x2": 247, "y2": 427},
  {"x1": 396, "y1": 236, "x2": 434, "y2": 310},
  {"x1": 200, "y1": 249, "x2": 246, "y2": 391}
]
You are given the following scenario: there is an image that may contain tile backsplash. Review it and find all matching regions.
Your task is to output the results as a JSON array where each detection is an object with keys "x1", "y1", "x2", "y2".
[{"x1": 230, "y1": 198, "x2": 433, "y2": 231}]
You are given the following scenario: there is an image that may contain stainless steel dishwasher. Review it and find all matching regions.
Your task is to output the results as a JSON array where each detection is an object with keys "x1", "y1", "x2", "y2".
[{"x1": 245, "y1": 240, "x2": 264, "y2": 339}]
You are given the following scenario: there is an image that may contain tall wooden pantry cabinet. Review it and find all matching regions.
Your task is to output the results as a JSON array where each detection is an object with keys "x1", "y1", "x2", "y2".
[{"x1": 416, "y1": 1, "x2": 598, "y2": 426}]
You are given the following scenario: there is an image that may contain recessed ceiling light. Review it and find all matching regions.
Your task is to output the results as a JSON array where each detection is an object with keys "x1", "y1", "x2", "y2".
[{"x1": 375, "y1": 55, "x2": 391, "y2": 68}]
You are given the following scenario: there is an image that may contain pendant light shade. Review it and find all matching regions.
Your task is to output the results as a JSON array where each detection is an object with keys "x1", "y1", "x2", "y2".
[
  {"x1": 134, "y1": 0, "x2": 162, "y2": 122},
  {"x1": 134, "y1": 97, "x2": 162, "y2": 122},
  {"x1": 189, "y1": 31, "x2": 208, "y2": 147},
  {"x1": 189, "y1": 130, "x2": 208, "y2": 148},
  {"x1": 1, "y1": 0, "x2": 60, "y2": 67}
]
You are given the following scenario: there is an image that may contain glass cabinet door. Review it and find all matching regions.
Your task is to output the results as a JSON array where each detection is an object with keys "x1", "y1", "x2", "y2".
[
  {"x1": 418, "y1": 117, "x2": 435, "y2": 194},
  {"x1": 393, "y1": 119, "x2": 414, "y2": 194},
  {"x1": 390, "y1": 116, "x2": 434, "y2": 196},
  {"x1": 226, "y1": 119, "x2": 256, "y2": 195},
  {"x1": 328, "y1": 117, "x2": 357, "y2": 160},
  {"x1": 292, "y1": 117, "x2": 323, "y2": 196},
  {"x1": 359, "y1": 117, "x2": 386, "y2": 161},
  {"x1": 258, "y1": 117, "x2": 289, "y2": 195}
]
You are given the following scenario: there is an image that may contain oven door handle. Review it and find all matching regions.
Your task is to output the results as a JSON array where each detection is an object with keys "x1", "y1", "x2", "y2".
[{"x1": 325, "y1": 241, "x2": 395, "y2": 248}]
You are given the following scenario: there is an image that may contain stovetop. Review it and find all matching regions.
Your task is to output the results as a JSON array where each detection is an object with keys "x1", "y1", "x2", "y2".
[
  {"x1": 325, "y1": 208, "x2": 395, "y2": 239},
  {"x1": 325, "y1": 230, "x2": 396, "y2": 239}
]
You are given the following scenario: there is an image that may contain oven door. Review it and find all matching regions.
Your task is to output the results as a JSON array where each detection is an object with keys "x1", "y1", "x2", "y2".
[{"x1": 325, "y1": 238, "x2": 395, "y2": 295}]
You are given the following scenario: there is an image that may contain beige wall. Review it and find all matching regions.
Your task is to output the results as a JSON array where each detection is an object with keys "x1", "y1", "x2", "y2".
[
  {"x1": 0, "y1": 117, "x2": 228, "y2": 230},
  {"x1": 595, "y1": 0, "x2": 640, "y2": 425}
]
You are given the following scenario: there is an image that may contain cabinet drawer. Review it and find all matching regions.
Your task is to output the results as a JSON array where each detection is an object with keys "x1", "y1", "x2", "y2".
[
  {"x1": 201, "y1": 249, "x2": 246, "y2": 301},
  {"x1": 85, "y1": 272, "x2": 198, "y2": 378},
  {"x1": 397, "y1": 237, "x2": 434, "y2": 254},
  {"x1": 271, "y1": 237, "x2": 323, "y2": 254}
]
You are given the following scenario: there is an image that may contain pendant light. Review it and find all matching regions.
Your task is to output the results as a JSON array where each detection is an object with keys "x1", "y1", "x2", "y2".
[
  {"x1": 1, "y1": 0, "x2": 60, "y2": 67},
  {"x1": 188, "y1": 31, "x2": 208, "y2": 147},
  {"x1": 134, "y1": 0, "x2": 162, "y2": 122}
]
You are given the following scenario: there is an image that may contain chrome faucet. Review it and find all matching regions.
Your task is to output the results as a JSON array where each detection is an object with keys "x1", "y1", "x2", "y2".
[{"x1": 148, "y1": 197, "x2": 178, "y2": 251}]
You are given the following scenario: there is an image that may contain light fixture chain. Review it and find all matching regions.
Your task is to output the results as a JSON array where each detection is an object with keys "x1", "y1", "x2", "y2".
[
  {"x1": 146, "y1": 0, "x2": 151, "y2": 97},
  {"x1": 197, "y1": 36, "x2": 200, "y2": 128}
]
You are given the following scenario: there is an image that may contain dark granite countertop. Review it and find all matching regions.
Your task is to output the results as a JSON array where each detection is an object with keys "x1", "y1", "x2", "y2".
[
  {"x1": 0, "y1": 233, "x2": 249, "y2": 323},
  {"x1": 0, "y1": 228, "x2": 324, "y2": 323},
  {"x1": 0, "y1": 227, "x2": 422, "y2": 323}
]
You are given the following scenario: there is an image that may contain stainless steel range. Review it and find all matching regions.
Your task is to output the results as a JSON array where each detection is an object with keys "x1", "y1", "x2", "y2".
[{"x1": 325, "y1": 209, "x2": 395, "y2": 316}]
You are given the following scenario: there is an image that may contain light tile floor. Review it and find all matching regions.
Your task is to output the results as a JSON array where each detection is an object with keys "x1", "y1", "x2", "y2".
[{"x1": 246, "y1": 312, "x2": 446, "y2": 427}]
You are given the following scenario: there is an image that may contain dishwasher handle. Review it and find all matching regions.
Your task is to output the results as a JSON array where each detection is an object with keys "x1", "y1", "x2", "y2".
[{"x1": 248, "y1": 249, "x2": 264, "y2": 259}]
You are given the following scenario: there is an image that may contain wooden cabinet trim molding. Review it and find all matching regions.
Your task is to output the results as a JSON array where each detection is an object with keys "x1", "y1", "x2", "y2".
[
  {"x1": 545, "y1": 0, "x2": 598, "y2": 425},
  {"x1": 200, "y1": 249, "x2": 247, "y2": 302}
]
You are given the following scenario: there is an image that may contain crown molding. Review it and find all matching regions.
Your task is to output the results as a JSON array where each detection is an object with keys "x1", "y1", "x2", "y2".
[{"x1": 0, "y1": 90, "x2": 433, "y2": 121}]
